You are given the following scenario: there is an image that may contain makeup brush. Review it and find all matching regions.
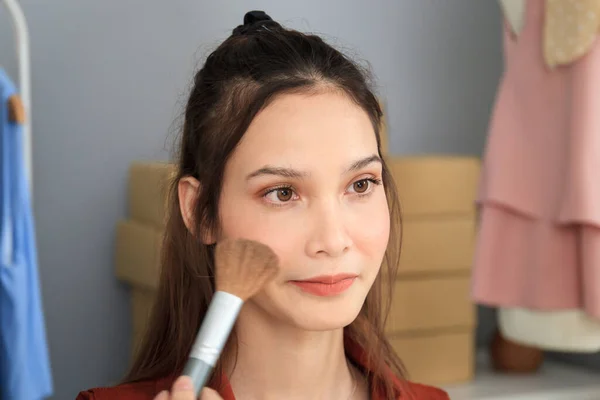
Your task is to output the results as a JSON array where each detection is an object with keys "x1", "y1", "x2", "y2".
[{"x1": 182, "y1": 238, "x2": 280, "y2": 396}]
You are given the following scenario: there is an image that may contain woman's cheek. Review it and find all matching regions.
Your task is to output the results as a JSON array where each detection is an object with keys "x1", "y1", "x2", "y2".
[
  {"x1": 219, "y1": 199, "x2": 302, "y2": 263},
  {"x1": 352, "y1": 194, "x2": 390, "y2": 250}
]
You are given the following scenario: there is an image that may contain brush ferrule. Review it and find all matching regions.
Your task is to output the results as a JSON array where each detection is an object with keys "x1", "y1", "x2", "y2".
[{"x1": 189, "y1": 291, "x2": 243, "y2": 366}]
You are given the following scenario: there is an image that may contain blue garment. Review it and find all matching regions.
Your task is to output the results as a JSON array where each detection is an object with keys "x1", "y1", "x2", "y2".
[{"x1": 0, "y1": 69, "x2": 53, "y2": 400}]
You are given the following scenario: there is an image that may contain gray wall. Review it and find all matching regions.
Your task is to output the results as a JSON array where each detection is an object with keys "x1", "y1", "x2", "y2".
[{"x1": 1, "y1": 1, "x2": 503, "y2": 398}]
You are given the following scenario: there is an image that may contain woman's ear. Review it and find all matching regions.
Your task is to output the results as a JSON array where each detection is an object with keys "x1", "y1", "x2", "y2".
[{"x1": 178, "y1": 176, "x2": 216, "y2": 244}]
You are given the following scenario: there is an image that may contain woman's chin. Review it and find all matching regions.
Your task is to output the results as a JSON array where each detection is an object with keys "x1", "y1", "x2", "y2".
[{"x1": 288, "y1": 306, "x2": 363, "y2": 332}]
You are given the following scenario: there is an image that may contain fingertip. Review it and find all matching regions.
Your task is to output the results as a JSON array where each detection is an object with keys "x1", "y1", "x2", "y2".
[
  {"x1": 200, "y1": 387, "x2": 222, "y2": 399},
  {"x1": 173, "y1": 375, "x2": 194, "y2": 392},
  {"x1": 154, "y1": 390, "x2": 169, "y2": 400}
]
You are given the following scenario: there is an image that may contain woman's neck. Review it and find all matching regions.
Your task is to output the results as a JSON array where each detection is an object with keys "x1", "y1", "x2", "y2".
[{"x1": 225, "y1": 302, "x2": 367, "y2": 400}]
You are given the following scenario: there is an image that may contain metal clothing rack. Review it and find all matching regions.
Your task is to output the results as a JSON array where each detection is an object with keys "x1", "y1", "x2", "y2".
[{"x1": 2, "y1": 0, "x2": 32, "y2": 191}]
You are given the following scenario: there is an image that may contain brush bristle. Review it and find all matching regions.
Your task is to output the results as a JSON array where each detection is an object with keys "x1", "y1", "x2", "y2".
[{"x1": 214, "y1": 238, "x2": 280, "y2": 301}]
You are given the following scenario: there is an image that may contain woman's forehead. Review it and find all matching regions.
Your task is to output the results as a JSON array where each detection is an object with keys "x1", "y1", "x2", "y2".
[{"x1": 230, "y1": 92, "x2": 378, "y2": 171}]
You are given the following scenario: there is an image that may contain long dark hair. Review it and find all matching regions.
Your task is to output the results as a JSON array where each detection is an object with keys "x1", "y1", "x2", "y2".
[{"x1": 124, "y1": 11, "x2": 405, "y2": 399}]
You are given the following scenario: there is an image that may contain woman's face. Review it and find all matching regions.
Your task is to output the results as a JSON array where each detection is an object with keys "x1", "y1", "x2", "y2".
[{"x1": 218, "y1": 91, "x2": 390, "y2": 331}]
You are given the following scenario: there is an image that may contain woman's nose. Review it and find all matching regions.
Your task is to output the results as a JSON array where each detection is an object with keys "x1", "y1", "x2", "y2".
[{"x1": 305, "y1": 200, "x2": 353, "y2": 258}]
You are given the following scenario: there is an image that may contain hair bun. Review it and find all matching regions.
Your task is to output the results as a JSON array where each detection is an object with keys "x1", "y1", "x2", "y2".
[
  {"x1": 243, "y1": 10, "x2": 272, "y2": 25},
  {"x1": 233, "y1": 10, "x2": 277, "y2": 36}
]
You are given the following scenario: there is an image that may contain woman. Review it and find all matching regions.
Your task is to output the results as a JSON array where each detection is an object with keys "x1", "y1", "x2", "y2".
[{"x1": 77, "y1": 11, "x2": 449, "y2": 400}]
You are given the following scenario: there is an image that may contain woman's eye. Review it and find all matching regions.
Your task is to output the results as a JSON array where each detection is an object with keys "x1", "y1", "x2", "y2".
[
  {"x1": 351, "y1": 179, "x2": 370, "y2": 194},
  {"x1": 347, "y1": 178, "x2": 382, "y2": 195},
  {"x1": 264, "y1": 187, "x2": 296, "y2": 203}
]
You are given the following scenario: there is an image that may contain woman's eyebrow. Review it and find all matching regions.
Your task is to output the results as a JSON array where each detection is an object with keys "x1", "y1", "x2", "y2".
[
  {"x1": 246, "y1": 166, "x2": 309, "y2": 181},
  {"x1": 344, "y1": 154, "x2": 382, "y2": 173},
  {"x1": 246, "y1": 154, "x2": 382, "y2": 181}
]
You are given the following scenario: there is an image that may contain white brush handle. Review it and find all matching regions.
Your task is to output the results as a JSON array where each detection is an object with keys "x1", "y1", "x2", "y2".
[
  {"x1": 183, "y1": 291, "x2": 243, "y2": 394},
  {"x1": 189, "y1": 291, "x2": 243, "y2": 365}
]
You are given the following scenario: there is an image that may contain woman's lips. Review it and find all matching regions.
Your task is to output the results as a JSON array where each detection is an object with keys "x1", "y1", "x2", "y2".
[{"x1": 289, "y1": 273, "x2": 358, "y2": 297}]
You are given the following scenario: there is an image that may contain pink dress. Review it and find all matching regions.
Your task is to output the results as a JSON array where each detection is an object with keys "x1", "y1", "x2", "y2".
[{"x1": 472, "y1": 0, "x2": 600, "y2": 319}]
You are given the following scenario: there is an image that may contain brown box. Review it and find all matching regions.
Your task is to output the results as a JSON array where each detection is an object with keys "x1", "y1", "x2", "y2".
[
  {"x1": 115, "y1": 219, "x2": 163, "y2": 290},
  {"x1": 387, "y1": 157, "x2": 480, "y2": 216},
  {"x1": 128, "y1": 162, "x2": 175, "y2": 228},
  {"x1": 386, "y1": 276, "x2": 475, "y2": 334},
  {"x1": 131, "y1": 287, "x2": 157, "y2": 357},
  {"x1": 398, "y1": 217, "x2": 476, "y2": 275},
  {"x1": 382, "y1": 156, "x2": 478, "y2": 386},
  {"x1": 390, "y1": 329, "x2": 474, "y2": 386}
]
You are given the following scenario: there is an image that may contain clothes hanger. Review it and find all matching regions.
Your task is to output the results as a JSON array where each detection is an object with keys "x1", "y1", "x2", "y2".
[
  {"x1": 1, "y1": 64, "x2": 25, "y2": 124},
  {"x1": 2, "y1": 0, "x2": 33, "y2": 190},
  {"x1": 8, "y1": 94, "x2": 25, "y2": 124}
]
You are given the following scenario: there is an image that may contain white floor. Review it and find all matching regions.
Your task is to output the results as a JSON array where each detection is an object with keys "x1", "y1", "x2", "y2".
[{"x1": 444, "y1": 353, "x2": 600, "y2": 400}]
